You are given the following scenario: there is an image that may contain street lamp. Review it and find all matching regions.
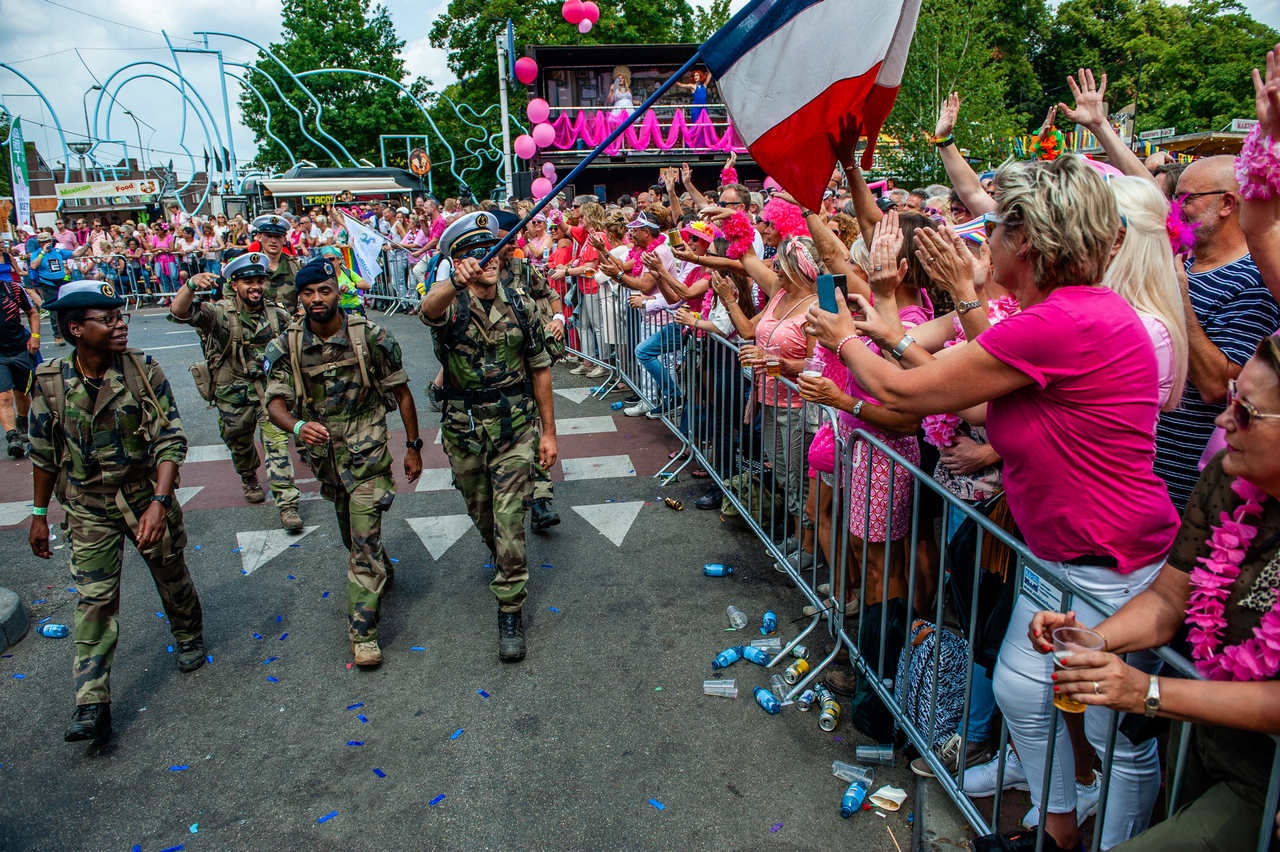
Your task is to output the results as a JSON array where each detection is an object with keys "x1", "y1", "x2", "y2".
[
  {"x1": 77, "y1": 84, "x2": 102, "y2": 183},
  {"x1": 123, "y1": 109, "x2": 146, "y2": 172},
  {"x1": 67, "y1": 141, "x2": 92, "y2": 183}
]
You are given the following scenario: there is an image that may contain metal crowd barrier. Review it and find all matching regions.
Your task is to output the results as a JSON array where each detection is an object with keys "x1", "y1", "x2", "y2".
[{"x1": 564, "y1": 281, "x2": 1280, "y2": 851}]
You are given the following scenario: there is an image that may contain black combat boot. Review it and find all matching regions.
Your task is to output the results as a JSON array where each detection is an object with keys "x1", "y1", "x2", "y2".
[
  {"x1": 498, "y1": 609, "x2": 526, "y2": 662},
  {"x1": 530, "y1": 498, "x2": 560, "y2": 532},
  {"x1": 65, "y1": 703, "x2": 112, "y2": 744},
  {"x1": 176, "y1": 637, "x2": 206, "y2": 673}
]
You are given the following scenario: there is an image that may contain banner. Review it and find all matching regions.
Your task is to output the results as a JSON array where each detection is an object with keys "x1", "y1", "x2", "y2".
[
  {"x1": 340, "y1": 211, "x2": 385, "y2": 283},
  {"x1": 9, "y1": 118, "x2": 31, "y2": 230},
  {"x1": 55, "y1": 177, "x2": 162, "y2": 200}
]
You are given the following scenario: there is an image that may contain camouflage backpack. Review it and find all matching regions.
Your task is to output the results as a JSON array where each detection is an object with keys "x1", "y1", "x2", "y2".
[{"x1": 282, "y1": 313, "x2": 392, "y2": 416}]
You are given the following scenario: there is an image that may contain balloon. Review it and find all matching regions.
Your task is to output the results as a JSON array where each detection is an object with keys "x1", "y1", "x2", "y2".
[
  {"x1": 542, "y1": 162, "x2": 557, "y2": 179},
  {"x1": 581, "y1": 1, "x2": 600, "y2": 23},
  {"x1": 578, "y1": 18, "x2": 593, "y2": 33},
  {"x1": 514, "y1": 134, "x2": 537, "y2": 160},
  {"x1": 532, "y1": 177, "x2": 553, "y2": 198},
  {"x1": 531, "y1": 122, "x2": 555, "y2": 148},
  {"x1": 514, "y1": 57, "x2": 539, "y2": 85},
  {"x1": 526, "y1": 98, "x2": 550, "y2": 125},
  {"x1": 562, "y1": 0, "x2": 584, "y2": 24}
]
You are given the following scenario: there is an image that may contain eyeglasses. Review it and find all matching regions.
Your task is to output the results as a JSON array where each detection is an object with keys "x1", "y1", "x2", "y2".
[
  {"x1": 983, "y1": 212, "x2": 1022, "y2": 238},
  {"x1": 720, "y1": 199, "x2": 746, "y2": 208},
  {"x1": 81, "y1": 312, "x2": 130, "y2": 327},
  {"x1": 1173, "y1": 190, "x2": 1229, "y2": 205},
  {"x1": 1227, "y1": 378, "x2": 1280, "y2": 430},
  {"x1": 455, "y1": 245, "x2": 495, "y2": 263}
]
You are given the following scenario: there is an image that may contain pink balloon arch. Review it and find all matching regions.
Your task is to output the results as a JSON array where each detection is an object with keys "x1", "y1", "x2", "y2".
[{"x1": 545, "y1": 109, "x2": 746, "y2": 155}]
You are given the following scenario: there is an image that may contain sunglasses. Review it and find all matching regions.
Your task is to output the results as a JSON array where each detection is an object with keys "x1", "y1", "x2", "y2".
[
  {"x1": 983, "y1": 212, "x2": 1021, "y2": 238},
  {"x1": 455, "y1": 245, "x2": 496, "y2": 263},
  {"x1": 1228, "y1": 378, "x2": 1280, "y2": 430},
  {"x1": 82, "y1": 312, "x2": 131, "y2": 327}
]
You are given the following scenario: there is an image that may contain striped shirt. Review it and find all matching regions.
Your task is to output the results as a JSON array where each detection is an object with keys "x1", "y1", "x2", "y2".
[{"x1": 1154, "y1": 254, "x2": 1279, "y2": 509}]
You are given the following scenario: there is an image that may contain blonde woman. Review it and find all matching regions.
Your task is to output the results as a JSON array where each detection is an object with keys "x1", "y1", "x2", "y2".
[{"x1": 1103, "y1": 176, "x2": 1189, "y2": 412}]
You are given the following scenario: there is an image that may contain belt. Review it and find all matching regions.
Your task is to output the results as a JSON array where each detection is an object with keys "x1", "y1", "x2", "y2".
[
  {"x1": 434, "y1": 381, "x2": 532, "y2": 405},
  {"x1": 1060, "y1": 554, "x2": 1118, "y2": 568}
]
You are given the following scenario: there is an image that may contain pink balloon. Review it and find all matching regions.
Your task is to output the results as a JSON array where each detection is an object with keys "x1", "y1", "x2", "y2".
[
  {"x1": 542, "y1": 161, "x2": 557, "y2": 179},
  {"x1": 581, "y1": 1, "x2": 600, "y2": 23},
  {"x1": 532, "y1": 177, "x2": 553, "y2": 198},
  {"x1": 526, "y1": 98, "x2": 550, "y2": 125},
  {"x1": 514, "y1": 57, "x2": 538, "y2": 86},
  {"x1": 578, "y1": 18, "x2": 593, "y2": 34},
  {"x1": 562, "y1": 0, "x2": 584, "y2": 24},
  {"x1": 513, "y1": 134, "x2": 537, "y2": 160},
  {"x1": 531, "y1": 122, "x2": 555, "y2": 148}
]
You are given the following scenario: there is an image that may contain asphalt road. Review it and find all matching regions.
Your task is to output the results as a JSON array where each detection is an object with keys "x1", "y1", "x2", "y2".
[{"x1": 0, "y1": 304, "x2": 918, "y2": 850}]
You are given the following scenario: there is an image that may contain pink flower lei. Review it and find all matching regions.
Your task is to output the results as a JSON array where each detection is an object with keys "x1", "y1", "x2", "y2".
[
  {"x1": 625, "y1": 231, "x2": 665, "y2": 277},
  {"x1": 1185, "y1": 476, "x2": 1279, "y2": 681}
]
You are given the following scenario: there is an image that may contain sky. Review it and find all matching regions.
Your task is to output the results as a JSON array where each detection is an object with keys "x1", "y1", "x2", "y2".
[{"x1": 2, "y1": 0, "x2": 1279, "y2": 182}]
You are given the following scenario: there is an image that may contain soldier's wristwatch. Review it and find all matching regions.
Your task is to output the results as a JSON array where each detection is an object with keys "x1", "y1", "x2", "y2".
[
  {"x1": 151, "y1": 494, "x2": 174, "y2": 509},
  {"x1": 405, "y1": 438, "x2": 424, "y2": 451}
]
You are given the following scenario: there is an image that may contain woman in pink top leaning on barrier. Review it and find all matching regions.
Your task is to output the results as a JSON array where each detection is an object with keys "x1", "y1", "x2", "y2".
[{"x1": 808, "y1": 154, "x2": 1179, "y2": 852}]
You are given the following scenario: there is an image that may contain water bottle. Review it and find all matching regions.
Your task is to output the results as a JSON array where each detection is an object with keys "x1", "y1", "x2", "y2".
[
  {"x1": 753, "y1": 686, "x2": 782, "y2": 715},
  {"x1": 703, "y1": 563, "x2": 733, "y2": 577},
  {"x1": 741, "y1": 645, "x2": 770, "y2": 666},
  {"x1": 610, "y1": 400, "x2": 625, "y2": 410},
  {"x1": 39, "y1": 623, "x2": 70, "y2": 638},
  {"x1": 725, "y1": 605, "x2": 748, "y2": 630},
  {"x1": 759, "y1": 610, "x2": 777, "y2": 635},
  {"x1": 840, "y1": 780, "x2": 868, "y2": 818},
  {"x1": 712, "y1": 646, "x2": 744, "y2": 670}
]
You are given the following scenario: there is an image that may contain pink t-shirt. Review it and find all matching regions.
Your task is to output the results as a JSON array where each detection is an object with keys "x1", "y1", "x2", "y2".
[
  {"x1": 754, "y1": 290, "x2": 817, "y2": 408},
  {"x1": 977, "y1": 285, "x2": 1178, "y2": 572}
]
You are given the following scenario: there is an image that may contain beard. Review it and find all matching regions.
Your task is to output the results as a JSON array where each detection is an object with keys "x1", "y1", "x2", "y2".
[{"x1": 306, "y1": 301, "x2": 339, "y2": 325}]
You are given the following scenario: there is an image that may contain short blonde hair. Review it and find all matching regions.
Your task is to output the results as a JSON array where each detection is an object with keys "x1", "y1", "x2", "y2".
[
  {"x1": 994, "y1": 155, "x2": 1120, "y2": 289},
  {"x1": 580, "y1": 201, "x2": 605, "y2": 231}
]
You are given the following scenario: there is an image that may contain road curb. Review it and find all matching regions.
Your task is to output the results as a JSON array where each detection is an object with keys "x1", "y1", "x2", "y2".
[
  {"x1": 0, "y1": 587, "x2": 28, "y2": 651},
  {"x1": 916, "y1": 774, "x2": 977, "y2": 850}
]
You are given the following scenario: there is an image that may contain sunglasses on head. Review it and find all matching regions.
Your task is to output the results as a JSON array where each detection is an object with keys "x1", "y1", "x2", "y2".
[{"x1": 1228, "y1": 378, "x2": 1280, "y2": 430}]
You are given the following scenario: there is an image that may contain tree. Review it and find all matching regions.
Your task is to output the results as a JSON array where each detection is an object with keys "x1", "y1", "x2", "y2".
[{"x1": 236, "y1": 0, "x2": 432, "y2": 170}]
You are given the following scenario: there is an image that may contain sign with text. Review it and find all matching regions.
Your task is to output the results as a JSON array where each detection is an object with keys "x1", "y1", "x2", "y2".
[
  {"x1": 55, "y1": 178, "x2": 161, "y2": 200},
  {"x1": 1231, "y1": 118, "x2": 1259, "y2": 133},
  {"x1": 1138, "y1": 127, "x2": 1176, "y2": 141},
  {"x1": 9, "y1": 118, "x2": 31, "y2": 230},
  {"x1": 300, "y1": 194, "x2": 335, "y2": 207}
]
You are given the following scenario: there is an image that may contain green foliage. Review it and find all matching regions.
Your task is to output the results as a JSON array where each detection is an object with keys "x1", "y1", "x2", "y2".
[{"x1": 236, "y1": 0, "x2": 432, "y2": 170}]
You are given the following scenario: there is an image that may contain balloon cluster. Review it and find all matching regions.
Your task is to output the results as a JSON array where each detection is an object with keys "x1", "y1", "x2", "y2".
[{"x1": 562, "y1": 0, "x2": 600, "y2": 33}]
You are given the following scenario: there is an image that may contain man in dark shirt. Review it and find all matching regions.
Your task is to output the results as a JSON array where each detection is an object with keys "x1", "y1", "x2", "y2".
[{"x1": 0, "y1": 274, "x2": 41, "y2": 457}]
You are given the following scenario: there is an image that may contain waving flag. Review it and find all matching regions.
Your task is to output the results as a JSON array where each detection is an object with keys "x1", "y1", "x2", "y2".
[
  {"x1": 339, "y1": 211, "x2": 385, "y2": 283},
  {"x1": 703, "y1": 0, "x2": 922, "y2": 210}
]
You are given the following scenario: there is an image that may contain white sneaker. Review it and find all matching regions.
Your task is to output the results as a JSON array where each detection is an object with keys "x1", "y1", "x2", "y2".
[
  {"x1": 569, "y1": 363, "x2": 590, "y2": 375},
  {"x1": 586, "y1": 365, "x2": 608, "y2": 378},
  {"x1": 963, "y1": 745, "x2": 1029, "y2": 797},
  {"x1": 624, "y1": 400, "x2": 655, "y2": 417},
  {"x1": 1020, "y1": 771, "x2": 1102, "y2": 829}
]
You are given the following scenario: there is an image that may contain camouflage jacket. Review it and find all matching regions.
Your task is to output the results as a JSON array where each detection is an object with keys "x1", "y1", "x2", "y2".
[
  {"x1": 263, "y1": 316, "x2": 408, "y2": 489},
  {"x1": 501, "y1": 257, "x2": 556, "y2": 324},
  {"x1": 421, "y1": 285, "x2": 550, "y2": 447},
  {"x1": 29, "y1": 353, "x2": 187, "y2": 503},
  {"x1": 265, "y1": 253, "x2": 301, "y2": 313},
  {"x1": 170, "y1": 296, "x2": 290, "y2": 404}
]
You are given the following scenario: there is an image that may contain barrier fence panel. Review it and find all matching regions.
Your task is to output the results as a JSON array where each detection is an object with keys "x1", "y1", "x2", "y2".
[{"x1": 565, "y1": 280, "x2": 1280, "y2": 850}]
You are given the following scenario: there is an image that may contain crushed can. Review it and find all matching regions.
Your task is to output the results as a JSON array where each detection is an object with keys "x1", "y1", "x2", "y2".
[
  {"x1": 782, "y1": 658, "x2": 811, "y2": 685},
  {"x1": 795, "y1": 689, "x2": 817, "y2": 711},
  {"x1": 790, "y1": 643, "x2": 809, "y2": 660}
]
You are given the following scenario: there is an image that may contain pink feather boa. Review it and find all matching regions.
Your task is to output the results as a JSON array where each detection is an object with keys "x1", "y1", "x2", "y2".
[{"x1": 1235, "y1": 124, "x2": 1280, "y2": 201}]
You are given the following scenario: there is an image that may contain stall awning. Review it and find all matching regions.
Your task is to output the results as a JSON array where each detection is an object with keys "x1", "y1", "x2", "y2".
[{"x1": 260, "y1": 178, "x2": 407, "y2": 197}]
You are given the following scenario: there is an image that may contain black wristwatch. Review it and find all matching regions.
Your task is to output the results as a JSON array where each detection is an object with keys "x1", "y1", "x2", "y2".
[
  {"x1": 151, "y1": 494, "x2": 174, "y2": 509},
  {"x1": 405, "y1": 438, "x2": 424, "y2": 451}
]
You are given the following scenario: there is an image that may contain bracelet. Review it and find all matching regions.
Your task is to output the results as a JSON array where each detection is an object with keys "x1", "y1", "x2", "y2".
[
  {"x1": 293, "y1": 420, "x2": 307, "y2": 437},
  {"x1": 956, "y1": 298, "x2": 983, "y2": 314},
  {"x1": 851, "y1": 399, "x2": 865, "y2": 418},
  {"x1": 31, "y1": 506, "x2": 48, "y2": 517},
  {"x1": 890, "y1": 334, "x2": 915, "y2": 360},
  {"x1": 835, "y1": 333, "x2": 859, "y2": 361},
  {"x1": 931, "y1": 134, "x2": 955, "y2": 148},
  {"x1": 30, "y1": 333, "x2": 39, "y2": 340}
]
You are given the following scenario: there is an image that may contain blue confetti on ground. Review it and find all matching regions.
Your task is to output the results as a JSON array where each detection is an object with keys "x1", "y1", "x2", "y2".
[
  {"x1": 279, "y1": 633, "x2": 288, "y2": 640},
  {"x1": 169, "y1": 765, "x2": 189, "y2": 772},
  {"x1": 32, "y1": 598, "x2": 46, "y2": 605},
  {"x1": 346, "y1": 741, "x2": 363, "y2": 747},
  {"x1": 275, "y1": 615, "x2": 283, "y2": 622},
  {"x1": 372, "y1": 768, "x2": 386, "y2": 778},
  {"x1": 286, "y1": 575, "x2": 295, "y2": 580},
  {"x1": 540, "y1": 562, "x2": 553, "y2": 569},
  {"x1": 317, "y1": 811, "x2": 338, "y2": 824},
  {"x1": 389, "y1": 557, "x2": 400, "y2": 564},
  {"x1": 477, "y1": 689, "x2": 489, "y2": 698},
  {"x1": 11, "y1": 674, "x2": 23, "y2": 679},
  {"x1": 161, "y1": 845, "x2": 185, "y2": 852},
  {"x1": 240, "y1": 569, "x2": 248, "y2": 575},
  {"x1": 133, "y1": 846, "x2": 140, "y2": 851},
  {"x1": 449, "y1": 728, "x2": 463, "y2": 740},
  {"x1": 288, "y1": 543, "x2": 301, "y2": 548},
  {"x1": 205, "y1": 655, "x2": 213, "y2": 664},
  {"x1": 429, "y1": 794, "x2": 445, "y2": 806},
  {"x1": 37, "y1": 617, "x2": 49, "y2": 625},
  {"x1": 155, "y1": 612, "x2": 165, "y2": 619},
  {"x1": 346, "y1": 702, "x2": 364, "y2": 711},
  {"x1": 193, "y1": 545, "x2": 201, "y2": 551},
  {"x1": 66, "y1": 587, "x2": 76, "y2": 593},
  {"x1": 266, "y1": 676, "x2": 279, "y2": 683},
  {"x1": 771, "y1": 822, "x2": 783, "y2": 832},
  {"x1": 357, "y1": 714, "x2": 368, "y2": 724},
  {"x1": 253, "y1": 633, "x2": 262, "y2": 640},
  {"x1": 649, "y1": 798, "x2": 665, "y2": 810},
  {"x1": 548, "y1": 606, "x2": 560, "y2": 613},
  {"x1": 410, "y1": 645, "x2": 425, "y2": 652},
  {"x1": 263, "y1": 656, "x2": 278, "y2": 665},
  {"x1": 167, "y1": 645, "x2": 174, "y2": 654},
  {"x1": 232, "y1": 546, "x2": 242, "y2": 553},
  {"x1": 322, "y1": 591, "x2": 330, "y2": 599}
]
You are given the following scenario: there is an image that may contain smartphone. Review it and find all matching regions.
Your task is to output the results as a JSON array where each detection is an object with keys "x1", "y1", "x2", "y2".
[{"x1": 816, "y1": 273, "x2": 847, "y2": 313}]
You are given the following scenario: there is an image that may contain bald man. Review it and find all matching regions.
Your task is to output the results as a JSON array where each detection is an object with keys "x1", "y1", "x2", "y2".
[{"x1": 1154, "y1": 156, "x2": 1280, "y2": 509}]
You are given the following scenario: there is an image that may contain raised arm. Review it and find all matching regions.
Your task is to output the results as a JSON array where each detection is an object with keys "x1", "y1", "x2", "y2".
[
  {"x1": 680, "y1": 162, "x2": 712, "y2": 211},
  {"x1": 934, "y1": 93, "x2": 996, "y2": 216},
  {"x1": 845, "y1": 164, "x2": 884, "y2": 251},
  {"x1": 1057, "y1": 69, "x2": 1154, "y2": 183},
  {"x1": 1239, "y1": 42, "x2": 1280, "y2": 304}
]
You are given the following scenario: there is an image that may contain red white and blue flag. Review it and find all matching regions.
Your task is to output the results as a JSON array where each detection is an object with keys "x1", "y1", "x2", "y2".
[{"x1": 703, "y1": 0, "x2": 922, "y2": 210}]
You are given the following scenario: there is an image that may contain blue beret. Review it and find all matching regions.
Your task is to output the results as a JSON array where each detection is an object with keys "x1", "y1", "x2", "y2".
[
  {"x1": 295, "y1": 256, "x2": 337, "y2": 289},
  {"x1": 492, "y1": 210, "x2": 520, "y2": 233}
]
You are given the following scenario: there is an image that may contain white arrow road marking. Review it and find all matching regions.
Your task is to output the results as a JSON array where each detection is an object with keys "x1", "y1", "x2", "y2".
[
  {"x1": 570, "y1": 501, "x2": 646, "y2": 547},
  {"x1": 405, "y1": 515, "x2": 473, "y2": 560},
  {"x1": 236, "y1": 526, "x2": 319, "y2": 575}
]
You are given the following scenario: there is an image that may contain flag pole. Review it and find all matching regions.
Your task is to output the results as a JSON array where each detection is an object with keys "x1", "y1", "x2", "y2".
[{"x1": 480, "y1": 50, "x2": 704, "y2": 265}]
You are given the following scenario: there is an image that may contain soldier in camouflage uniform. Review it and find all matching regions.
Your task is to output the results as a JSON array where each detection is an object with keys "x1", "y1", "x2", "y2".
[
  {"x1": 169, "y1": 255, "x2": 303, "y2": 532},
  {"x1": 263, "y1": 256, "x2": 422, "y2": 668},
  {"x1": 493, "y1": 210, "x2": 564, "y2": 533},
  {"x1": 250, "y1": 214, "x2": 301, "y2": 314},
  {"x1": 421, "y1": 212, "x2": 558, "y2": 662},
  {"x1": 27, "y1": 282, "x2": 203, "y2": 746}
]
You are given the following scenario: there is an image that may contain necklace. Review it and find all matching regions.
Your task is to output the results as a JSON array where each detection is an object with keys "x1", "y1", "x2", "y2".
[
  {"x1": 1186, "y1": 476, "x2": 1280, "y2": 680},
  {"x1": 75, "y1": 355, "x2": 106, "y2": 395}
]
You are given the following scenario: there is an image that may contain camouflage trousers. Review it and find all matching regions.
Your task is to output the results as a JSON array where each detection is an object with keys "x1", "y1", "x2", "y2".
[
  {"x1": 215, "y1": 395, "x2": 300, "y2": 510},
  {"x1": 65, "y1": 493, "x2": 202, "y2": 705},
  {"x1": 530, "y1": 422, "x2": 553, "y2": 502},
  {"x1": 319, "y1": 473, "x2": 394, "y2": 640},
  {"x1": 444, "y1": 423, "x2": 535, "y2": 613}
]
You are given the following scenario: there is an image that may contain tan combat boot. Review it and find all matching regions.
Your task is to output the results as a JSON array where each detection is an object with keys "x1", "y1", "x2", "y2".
[
  {"x1": 279, "y1": 506, "x2": 304, "y2": 533},
  {"x1": 352, "y1": 637, "x2": 382, "y2": 668},
  {"x1": 241, "y1": 475, "x2": 266, "y2": 504}
]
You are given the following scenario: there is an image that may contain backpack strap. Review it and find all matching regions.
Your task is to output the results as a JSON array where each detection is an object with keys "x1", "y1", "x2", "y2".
[
  {"x1": 286, "y1": 322, "x2": 306, "y2": 413},
  {"x1": 345, "y1": 314, "x2": 372, "y2": 389},
  {"x1": 121, "y1": 350, "x2": 171, "y2": 430}
]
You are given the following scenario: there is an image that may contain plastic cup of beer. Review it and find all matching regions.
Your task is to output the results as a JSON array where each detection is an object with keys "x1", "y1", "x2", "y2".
[
  {"x1": 740, "y1": 344, "x2": 761, "y2": 372},
  {"x1": 1051, "y1": 626, "x2": 1104, "y2": 713},
  {"x1": 765, "y1": 346, "x2": 783, "y2": 378},
  {"x1": 800, "y1": 356, "x2": 824, "y2": 379}
]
